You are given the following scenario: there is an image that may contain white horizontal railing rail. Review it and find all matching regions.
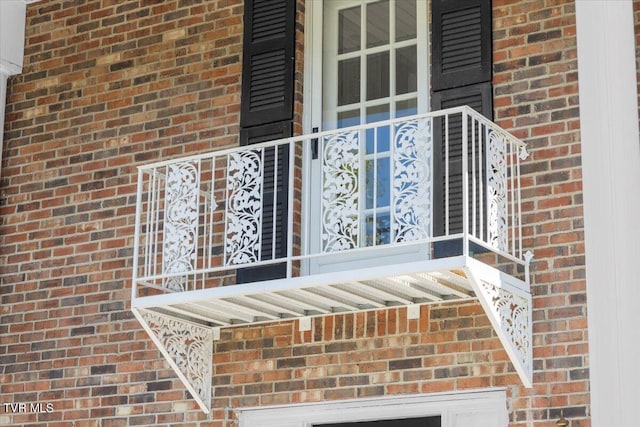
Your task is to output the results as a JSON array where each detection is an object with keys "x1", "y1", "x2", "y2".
[{"x1": 132, "y1": 106, "x2": 528, "y2": 296}]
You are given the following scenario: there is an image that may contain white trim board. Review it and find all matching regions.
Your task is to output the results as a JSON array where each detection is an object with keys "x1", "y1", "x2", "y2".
[
  {"x1": 237, "y1": 389, "x2": 508, "y2": 427},
  {"x1": 575, "y1": 1, "x2": 640, "y2": 426}
]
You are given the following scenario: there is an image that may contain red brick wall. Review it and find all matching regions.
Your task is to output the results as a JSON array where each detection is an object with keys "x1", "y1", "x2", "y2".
[
  {"x1": 1, "y1": 1, "x2": 243, "y2": 425},
  {"x1": 212, "y1": 304, "x2": 512, "y2": 410},
  {"x1": 0, "y1": 1, "x2": 589, "y2": 426},
  {"x1": 493, "y1": 0, "x2": 588, "y2": 425}
]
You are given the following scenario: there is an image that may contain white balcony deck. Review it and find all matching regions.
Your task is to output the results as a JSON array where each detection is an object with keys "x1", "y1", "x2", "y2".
[{"x1": 131, "y1": 106, "x2": 532, "y2": 413}]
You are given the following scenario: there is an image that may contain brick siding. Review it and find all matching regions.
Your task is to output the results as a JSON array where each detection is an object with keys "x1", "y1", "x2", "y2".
[
  {"x1": 493, "y1": 1, "x2": 588, "y2": 425},
  {"x1": 211, "y1": 304, "x2": 512, "y2": 410},
  {"x1": 1, "y1": 0, "x2": 591, "y2": 426},
  {"x1": 1, "y1": 1, "x2": 244, "y2": 425}
]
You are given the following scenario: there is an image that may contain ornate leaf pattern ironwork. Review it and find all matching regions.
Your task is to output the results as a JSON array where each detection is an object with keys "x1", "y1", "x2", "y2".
[
  {"x1": 163, "y1": 161, "x2": 199, "y2": 291},
  {"x1": 225, "y1": 150, "x2": 263, "y2": 265},
  {"x1": 321, "y1": 130, "x2": 360, "y2": 252},
  {"x1": 480, "y1": 281, "x2": 531, "y2": 376},
  {"x1": 140, "y1": 309, "x2": 212, "y2": 411},
  {"x1": 393, "y1": 118, "x2": 432, "y2": 242},
  {"x1": 486, "y1": 130, "x2": 508, "y2": 251}
]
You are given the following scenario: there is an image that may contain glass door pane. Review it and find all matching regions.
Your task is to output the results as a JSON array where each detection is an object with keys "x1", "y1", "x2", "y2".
[{"x1": 322, "y1": 0, "x2": 425, "y2": 250}]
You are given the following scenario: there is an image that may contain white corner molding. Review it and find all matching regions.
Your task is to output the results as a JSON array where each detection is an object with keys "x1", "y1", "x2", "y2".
[
  {"x1": 0, "y1": 0, "x2": 28, "y2": 178},
  {"x1": 575, "y1": 1, "x2": 640, "y2": 426},
  {"x1": 0, "y1": 0, "x2": 27, "y2": 76}
]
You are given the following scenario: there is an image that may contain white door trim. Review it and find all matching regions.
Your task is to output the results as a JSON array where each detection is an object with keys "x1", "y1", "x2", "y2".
[
  {"x1": 238, "y1": 388, "x2": 508, "y2": 427},
  {"x1": 301, "y1": 0, "x2": 431, "y2": 274}
]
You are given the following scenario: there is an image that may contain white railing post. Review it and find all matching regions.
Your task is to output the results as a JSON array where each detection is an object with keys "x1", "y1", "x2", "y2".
[
  {"x1": 474, "y1": 119, "x2": 489, "y2": 241},
  {"x1": 132, "y1": 167, "x2": 145, "y2": 300},
  {"x1": 357, "y1": 128, "x2": 364, "y2": 249},
  {"x1": 461, "y1": 108, "x2": 470, "y2": 257},
  {"x1": 471, "y1": 114, "x2": 477, "y2": 239},
  {"x1": 444, "y1": 113, "x2": 450, "y2": 236},
  {"x1": 222, "y1": 154, "x2": 230, "y2": 267},
  {"x1": 302, "y1": 135, "x2": 312, "y2": 261},
  {"x1": 287, "y1": 139, "x2": 295, "y2": 277},
  {"x1": 153, "y1": 168, "x2": 161, "y2": 282},
  {"x1": 258, "y1": 148, "x2": 265, "y2": 263},
  {"x1": 517, "y1": 144, "x2": 528, "y2": 260},
  {"x1": 272, "y1": 147, "x2": 279, "y2": 261},
  {"x1": 206, "y1": 157, "x2": 216, "y2": 283},
  {"x1": 511, "y1": 142, "x2": 518, "y2": 259}
]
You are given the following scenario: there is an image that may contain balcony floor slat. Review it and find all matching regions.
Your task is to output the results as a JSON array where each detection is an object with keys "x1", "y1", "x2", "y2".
[
  {"x1": 413, "y1": 272, "x2": 473, "y2": 298},
  {"x1": 133, "y1": 256, "x2": 521, "y2": 330},
  {"x1": 169, "y1": 303, "x2": 235, "y2": 326},
  {"x1": 237, "y1": 293, "x2": 304, "y2": 319},
  {"x1": 201, "y1": 299, "x2": 281, "y2": 322},
  {"x1": 278, "y1": 289, "x2": 355, "y2": 313},
  {"x1": 301, "y1": 286, "x2": 376, "y2": 311},
  {"x1": 244, "y1": 293, "x2": 309, "y2": 318},
  {"x1": 323, "y1": 285, "x2": 385, "y2": 309},
  {"x1": 358, "y1": 280, "x2": 417, "y2": 305}
]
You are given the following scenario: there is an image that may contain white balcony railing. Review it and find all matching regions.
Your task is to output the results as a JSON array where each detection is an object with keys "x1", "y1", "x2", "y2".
[
  {"x1": 131, "y1": 107, "x2": 534, "y2": 411},
  {"x1": 132, "y1": 106, "x2": 529, "y2": 296}
]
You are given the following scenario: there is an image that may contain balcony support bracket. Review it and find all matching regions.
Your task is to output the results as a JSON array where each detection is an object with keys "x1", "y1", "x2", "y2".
[
  {"x1": 133, "y1": 308, "x2": 213, "y2": 413},
  {"x1": 465, "y1": 259, "x2": 533, "y2": 387}
]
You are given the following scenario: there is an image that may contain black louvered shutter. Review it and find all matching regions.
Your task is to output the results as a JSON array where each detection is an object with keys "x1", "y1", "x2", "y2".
[
  {"x1": 432, "y1": 0, "x2": 492, "y2": 91},
  {"x1": 237, "y1": 0, "x2": 295, "y2": 283},
  {"x1": 431, "y1": 0, "x2": 492, "y2": 256},
  {"x1": 240, "y1": 0, "x2": 295, "y2": 128}
]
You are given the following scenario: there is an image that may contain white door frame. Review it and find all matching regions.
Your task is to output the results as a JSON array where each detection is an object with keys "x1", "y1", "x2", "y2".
[
  {"x1": 302, "y1": 0, "x2": 430, "y2": 273},
  {"x1": 237, "y1": 388, "x2": 508, "y2": 427},
  {"x1": 306, "y1": 0, "x2": 430, "y2": 130}
]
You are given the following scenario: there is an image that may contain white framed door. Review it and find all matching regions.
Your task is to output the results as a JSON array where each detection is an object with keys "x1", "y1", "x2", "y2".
[{"x1": 305, "y1": 0, "x2": 430, "y2": 273}]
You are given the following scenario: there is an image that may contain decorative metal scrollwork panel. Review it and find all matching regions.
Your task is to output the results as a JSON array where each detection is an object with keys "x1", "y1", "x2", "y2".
[
  {"x1": 163, "y1": 161, "x2": 200, "y2": 291},
  {"x1": 225, "y1": 150, "x2": 263, "y2": 265},
  {"x1": 393, "y1": 118, "x2": 432, "y2": 242},
  {"x1": 486, "y1": 130, "x2": 508, "y2": 252},
  {"x1": 139, "y1": 309, "x2": 213, "y2": 412},
  {"x1": 321, "y1": 130, "x2": 360, "y2": 252},
  {"x1": 479, "y1": 280, "x2": 531, "y2": 379}
]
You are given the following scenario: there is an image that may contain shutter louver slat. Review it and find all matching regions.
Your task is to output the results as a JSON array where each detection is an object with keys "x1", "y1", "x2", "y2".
[
  {"x1": 249, "y1": 51, "x2": 286, "y2": 111},
  {"x1": 442, "y1": 56, "x2": 482, "y2": 73},
  {"x1": 442, "y1": 31, "x2": 482, "y2": 45},
  {"x1": 442, "y1": 10, "x2": 481, "y2": 29},
  {"x1": 248, "y1": 50, "x2": 286, "y2": 112},
  {"x1": 252, "y1": 0, "x2": 286, "y2": 26},
  {"x1": 252, "y1": 19, "x2": 287, "y2": 42},
  {"x1": 442, "y1": 31, "x2": 482, "y2": 48}
]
